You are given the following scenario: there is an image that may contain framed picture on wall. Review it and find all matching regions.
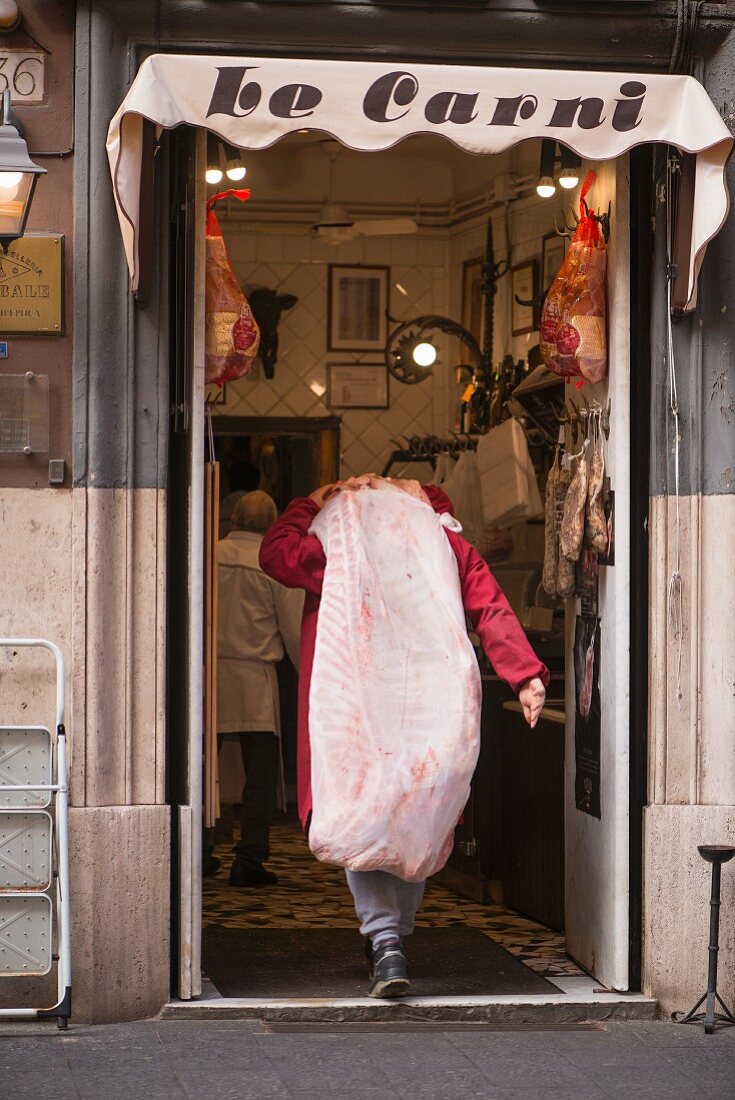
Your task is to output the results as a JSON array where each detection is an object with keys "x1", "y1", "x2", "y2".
[
  {"x1": 461, "y1": 257, "x2": 485, "y2": 354},
  {"x1": 327, "y1": 264, "x2": 390, "y2": 351},
  {"x1": 541, "y1": 231, "x2": 567, "y2": 293},
  {"x1": 511, "y1": 260, "x2": 538, "y2": 336},
  {"x1": 327, "y1": 363, "x2": 389, "y2": 409}
]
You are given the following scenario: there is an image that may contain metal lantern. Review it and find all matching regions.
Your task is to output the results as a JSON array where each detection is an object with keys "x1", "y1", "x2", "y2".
[{"x1": 0, "y1": 88, "x2": 46, "y2": 252}]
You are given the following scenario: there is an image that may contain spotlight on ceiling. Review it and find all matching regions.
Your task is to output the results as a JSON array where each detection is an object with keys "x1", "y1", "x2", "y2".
[
  {"x1": 536, "y1": 138, "x2": 557, "y2": 200},
  {"x1": 559, "y1": 145, "x2": 581, "y2": 190},
  {"x1": 206, "y1": 134, "x2": 224, "y2": 185},
  {"x1": 225, "y1": 144, "x2": 247, "y2": 182}
]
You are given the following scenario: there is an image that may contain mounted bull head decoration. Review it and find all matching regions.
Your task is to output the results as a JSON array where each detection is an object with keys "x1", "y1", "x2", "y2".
[{"x1": 247, "y1": 287, "x2": 298, "y2": 379}]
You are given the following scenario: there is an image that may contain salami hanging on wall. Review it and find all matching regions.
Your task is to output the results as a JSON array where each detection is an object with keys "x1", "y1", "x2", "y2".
[
  {"x1": 205, "y1": 188, "x2": 260, "y2": 386},
  {"x1": 540, "y1": 171, "x2": 607, "y2": 387}
]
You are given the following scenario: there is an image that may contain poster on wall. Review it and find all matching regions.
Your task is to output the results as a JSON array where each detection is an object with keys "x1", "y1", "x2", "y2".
[
  {"x1": 327, "y1": 264, "x2": 389, "y2": 351},
  {"x1": 574, "y1": 615, "x2": 601, "y2": 819},
  {"x1": 327, "y1": 363, "x2": 389, "y2": 409}
]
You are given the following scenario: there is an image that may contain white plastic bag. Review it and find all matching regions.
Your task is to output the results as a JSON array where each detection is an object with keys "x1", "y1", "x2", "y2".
[
  {"x1": 434, "y1": 452, "x2": 457, "y2": 486},
  {"x1": 476, "y1": 419, "x2": 543, "y2": 528},
  {"x1": 441, "y1": 450, "x2": 485, "y2": 550},
  {"x1": 308, "y1": 484, "x2": 481, "y2": 881}
]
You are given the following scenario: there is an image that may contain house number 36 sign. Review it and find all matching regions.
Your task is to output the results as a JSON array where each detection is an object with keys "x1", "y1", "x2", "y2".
[{"x1": 0, "y1": 51, "x2": 45, "y2": 104}]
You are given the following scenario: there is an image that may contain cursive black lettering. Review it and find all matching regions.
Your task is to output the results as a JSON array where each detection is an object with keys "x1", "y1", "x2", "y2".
[
  {"x1": 206, "y1": 66, "x2": 260, "y2": 118},
  {"x1": 363, "y1": 71, "x2": 419, "y2": 123},
  {"x1": 612, "y1": 81, "x2": 646, "y2": 132},
  {"x1": 488, "y1": 94, "x2": 538, "y2": 127},
  {"x1": 424, "y1": 91, "x2": 479, "y2": 125},
  {"x1": 269, "y1": 83, "x2": 322, "y2": 119},
  {"x1": 549, "y1": 97, "x2": 606, "y2": 129}
]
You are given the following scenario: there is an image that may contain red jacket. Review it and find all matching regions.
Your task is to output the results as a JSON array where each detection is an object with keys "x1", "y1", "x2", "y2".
[{"x1": 259, "y1": 486, "x2": 550, "y2": 829}]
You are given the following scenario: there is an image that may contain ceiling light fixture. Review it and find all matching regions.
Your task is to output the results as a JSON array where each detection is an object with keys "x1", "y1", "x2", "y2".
[
  {"x1": 205, "y1": 134, "x2": 224, "y2": 184},
  {"x1": 225, "y1": 143, "x2": 247, "y2": 182},
  {"x1": 536, "y1": 138, "x2": 557, "y2": 200},
  {"x1": 558, "y1": 145, "x2": 581, "y2": 190}
]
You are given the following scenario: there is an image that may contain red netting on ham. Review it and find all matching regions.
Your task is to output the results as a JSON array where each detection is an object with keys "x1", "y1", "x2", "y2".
[
  {"x1": 205, "y1": 189, "x2": 260, "y2": 386},
  {"x1": 540, "y1": 171, "x2": 607, "y2": 387}
]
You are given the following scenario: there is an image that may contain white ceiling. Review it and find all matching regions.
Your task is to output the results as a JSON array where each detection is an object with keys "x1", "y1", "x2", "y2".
[{"x1": 222, "y1": 132, "x2": 541, "y2": 220}]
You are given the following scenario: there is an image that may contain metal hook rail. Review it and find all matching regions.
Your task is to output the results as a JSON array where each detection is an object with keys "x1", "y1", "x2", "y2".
[{"x1": 381, "y1": 433, "x2": 478, "y2": 478}]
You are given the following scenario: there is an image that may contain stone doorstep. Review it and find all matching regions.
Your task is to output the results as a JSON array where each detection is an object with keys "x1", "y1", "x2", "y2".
[{"x1": 160, "y1": 980, "x2": 658, "y2": 1024}]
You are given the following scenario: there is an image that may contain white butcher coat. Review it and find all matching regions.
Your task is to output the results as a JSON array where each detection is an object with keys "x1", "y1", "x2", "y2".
[{"x1": 216, "y1": 530, "x2": 303, "y2": 736}]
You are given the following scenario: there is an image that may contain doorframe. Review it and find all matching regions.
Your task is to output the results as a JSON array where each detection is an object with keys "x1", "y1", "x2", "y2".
[
  {"x1": 170, "y1": 128, "x2": 644, "y2": 1001},
  {"x1": 168, "y1": 127, "x2": 206, "y2": 1002},
  {"x1": 627, "y1": 145, "x2": 654, "y2": 991}
]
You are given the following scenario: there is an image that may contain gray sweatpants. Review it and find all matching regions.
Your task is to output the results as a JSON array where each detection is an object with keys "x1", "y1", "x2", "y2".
[{"x1": 345, "y1": 869, "x2": 426, "y2": 948}]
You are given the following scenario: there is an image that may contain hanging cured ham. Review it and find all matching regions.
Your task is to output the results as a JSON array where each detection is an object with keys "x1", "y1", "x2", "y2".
[
  {"x1": 205, "y1": 188, "x2": 260, "y2": 385},
  {"x1": 306, "y1": 483, "x2": 482, "y2": 882}
]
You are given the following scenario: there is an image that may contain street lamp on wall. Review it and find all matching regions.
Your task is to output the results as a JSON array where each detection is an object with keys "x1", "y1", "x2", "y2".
[{"x1": 0, "y1": 88, "x2": 45, "y2": 252}]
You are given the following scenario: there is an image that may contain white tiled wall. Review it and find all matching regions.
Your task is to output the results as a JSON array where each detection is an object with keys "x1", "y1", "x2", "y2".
[
  {"x1": 213, "y1": 193, "x2": 565, "y2": 478},
  {"x1": 214, "y1": 230, "x2": 451, "y2": 478},
  {"x1": 448, "y1": 192, "x2": 569, "y2": 369}
]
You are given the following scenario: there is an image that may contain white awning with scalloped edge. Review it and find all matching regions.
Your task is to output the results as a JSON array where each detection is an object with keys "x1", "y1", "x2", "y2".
[{"x1": 107, "y1": 53, "x2": 733, "y2": 309}]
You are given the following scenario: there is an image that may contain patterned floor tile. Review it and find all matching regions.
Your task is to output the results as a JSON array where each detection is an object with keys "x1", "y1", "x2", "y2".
[{"x1": 203, "y1": 821, "x2": 585, "y2": 979}]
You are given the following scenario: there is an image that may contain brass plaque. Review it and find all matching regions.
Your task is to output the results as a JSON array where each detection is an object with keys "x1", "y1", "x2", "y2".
[{"x1": 0, "y1": 236, "x2": 63, "y2": 335}]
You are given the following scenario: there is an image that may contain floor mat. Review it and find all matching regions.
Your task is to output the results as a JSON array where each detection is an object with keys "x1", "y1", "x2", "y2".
[{"x1": 202, "y1": 924, "x2": 563, "y2": 999}]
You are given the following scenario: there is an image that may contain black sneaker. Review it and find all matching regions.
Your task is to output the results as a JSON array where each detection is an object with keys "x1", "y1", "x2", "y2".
[
  {"x1": 367, "y1": 941, "x2": 409, "y2": 999},
  {"x1": 229, "y1": 861, "x2": 278, "y2": 887}
]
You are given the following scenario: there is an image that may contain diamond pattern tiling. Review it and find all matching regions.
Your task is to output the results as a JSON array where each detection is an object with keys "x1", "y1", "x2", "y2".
[
  {"x1": 282, "y1": 380, "x2": 320, "y2": 418},
  {"x1": 285, "y1": 302, "x2": 326, "y2": 343},
  {"x1": 353, "y1": 418, "x2": 392, "y2": 461},
  {"x1": 215, "y1": 233, "x2": 449, "y2": 478},
  {"x1": 268, "y1": 362, "x2": 300, "y2": 400},
  {"x1": 342, "y1": 437, "x2": 374, "y2": 476},
  {"x1": 341, "y1": 408, "x2": 379, "y2": 437},
  {"x1": 277, "y1": 265, "x2": 323, "y2": 301},
  {"x1": 240, "y1": 262, "x2": 281, "y2": 289},
  {"x1": 279, "y1": 343, "x2": 321, "y2": 377}
]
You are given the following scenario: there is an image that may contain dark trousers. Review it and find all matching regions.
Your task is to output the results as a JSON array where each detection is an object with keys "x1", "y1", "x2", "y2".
[{"x1": 234, "y1": 730, "x2": 279, "y2": 868}]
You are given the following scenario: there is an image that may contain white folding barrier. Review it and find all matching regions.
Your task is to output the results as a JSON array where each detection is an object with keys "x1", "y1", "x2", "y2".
[{"x1": 0, "y1": 640, "x2": 71, "y2": 1028}]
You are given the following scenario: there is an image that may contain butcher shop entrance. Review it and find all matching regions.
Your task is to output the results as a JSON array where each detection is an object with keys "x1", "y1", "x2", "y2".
[
  {"x1": 106, "y1": 53, "x2": 732, "y2": 1008},
  {"x1": 193, "y1": 130, "x2": 632, "y2": 1003}
]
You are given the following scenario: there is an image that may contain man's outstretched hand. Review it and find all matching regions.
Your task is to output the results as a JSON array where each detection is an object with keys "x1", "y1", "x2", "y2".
[{"x1": 519, "y1": 677, "x2": 546, "y2": 728}]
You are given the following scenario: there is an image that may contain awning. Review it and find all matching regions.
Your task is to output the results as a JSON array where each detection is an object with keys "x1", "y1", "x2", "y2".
[{"x1": 107, "y1": 53, "x2": 733, "y2": 310}]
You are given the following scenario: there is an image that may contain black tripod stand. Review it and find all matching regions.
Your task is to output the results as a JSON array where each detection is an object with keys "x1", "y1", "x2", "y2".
[{"x1": 673, "y1": 845, "x2": 735, "y2": 1034}]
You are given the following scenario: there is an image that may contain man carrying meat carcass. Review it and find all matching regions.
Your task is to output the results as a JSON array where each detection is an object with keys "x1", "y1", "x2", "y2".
[{"x1": 260, "y1": 474, "x2": 548, "y2": 998}]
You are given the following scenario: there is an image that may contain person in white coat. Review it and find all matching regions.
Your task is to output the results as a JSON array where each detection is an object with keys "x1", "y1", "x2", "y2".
[{"x1": 217, "y1": 491, "x2": 304, "y2": 887}]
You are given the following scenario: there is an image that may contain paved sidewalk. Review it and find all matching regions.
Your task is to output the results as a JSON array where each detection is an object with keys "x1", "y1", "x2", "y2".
[{"x1": 1, "y1": 1018, "x2": 734, "y2": 1099}]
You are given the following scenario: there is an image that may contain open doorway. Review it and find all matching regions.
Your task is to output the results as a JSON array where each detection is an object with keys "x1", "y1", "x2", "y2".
[{"x1": 183, "y1": 130, "x2": 633, "y2": 1001}]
